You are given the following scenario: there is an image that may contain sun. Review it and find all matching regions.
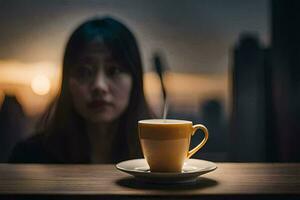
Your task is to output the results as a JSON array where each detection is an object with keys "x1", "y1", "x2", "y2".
[{"x1": 31, "y1": 75, "x2": 51, "y2": 96}]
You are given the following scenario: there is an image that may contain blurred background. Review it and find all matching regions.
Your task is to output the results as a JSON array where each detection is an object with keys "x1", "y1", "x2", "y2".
[{"x1": 0, "y1": 0, "x2": 299, "y2": 162}]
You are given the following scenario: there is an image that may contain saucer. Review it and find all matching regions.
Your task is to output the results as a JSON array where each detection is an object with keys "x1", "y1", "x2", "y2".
[{"x1": 116, "y1": 159, "x2": 217, "y2": 184}]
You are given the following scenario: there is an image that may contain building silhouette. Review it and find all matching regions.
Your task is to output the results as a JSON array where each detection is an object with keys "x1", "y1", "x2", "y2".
[
  {"x1": 231, "y1": 33, "x2": 267, "y2": 161},
  {"x1": 271, "y1": 0, "x2": 300, "y2": 161},
  {"x1": 231, "y1": 0, "x2": 300, "y2": 162},
  {"x1": 0, "y1": 95, "x2": 26, "y2": 162},
  {"x1": 193, "y1": 99, "x2": 228, "y2": 161}
]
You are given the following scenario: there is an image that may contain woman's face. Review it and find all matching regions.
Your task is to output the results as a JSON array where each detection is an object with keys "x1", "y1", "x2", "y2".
[{"x1": 68, "y1": 42, "x2": 132, "y2": 123}]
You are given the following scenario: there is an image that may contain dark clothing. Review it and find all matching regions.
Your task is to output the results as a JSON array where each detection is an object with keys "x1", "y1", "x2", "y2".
[
  {"x1": 8, "y1": 132, "x2": 138, "y2": 164},
  {"x1": 8, "y1": 134, "x2": 63, "y2": 163}
]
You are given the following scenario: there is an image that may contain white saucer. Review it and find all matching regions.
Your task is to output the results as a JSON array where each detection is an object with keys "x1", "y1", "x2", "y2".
[{"x1": 116, "y1": 159, "x2": 217, "y2": 184}]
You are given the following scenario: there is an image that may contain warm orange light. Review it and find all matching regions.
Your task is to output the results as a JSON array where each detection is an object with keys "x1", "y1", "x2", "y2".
[
  {"x1": 144, "y1": 72, "x2": 229, "y2": 115},
  {"x1": 31, "y1": 75, "x2": 51, "y2": 95},
  {"x1": 0, "y1": 60, "x2": 60, "y2": 116},
  {"x1": 0, "y1": 60, "x2": 228, "y2": 116}
]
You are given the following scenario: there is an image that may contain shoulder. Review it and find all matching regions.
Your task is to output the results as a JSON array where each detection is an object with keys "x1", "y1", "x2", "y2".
[{"x1": 8, "y1": 132, "x2": 55, "y2": 163}]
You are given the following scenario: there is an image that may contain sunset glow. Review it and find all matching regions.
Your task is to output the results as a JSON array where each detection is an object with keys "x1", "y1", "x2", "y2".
[
  {"x1": 0, "y1": 60, "x2": 228, "y2": 116},
  {"x1": 0, "y1": 60, "x2": 61, "y2": 116},
  {"x1": 31, "y1": 75, "x2": 51, "y2": 96}
]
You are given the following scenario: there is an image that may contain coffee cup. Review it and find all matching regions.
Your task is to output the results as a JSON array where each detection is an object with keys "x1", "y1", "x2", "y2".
[{"x1": 138, "y1": 119, "x2": 209, "y2": 173}]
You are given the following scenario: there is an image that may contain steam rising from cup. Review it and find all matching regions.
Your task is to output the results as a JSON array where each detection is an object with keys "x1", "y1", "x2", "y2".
[{"x1": 153, "y1": 52, "x2": 168, "y2": 119}]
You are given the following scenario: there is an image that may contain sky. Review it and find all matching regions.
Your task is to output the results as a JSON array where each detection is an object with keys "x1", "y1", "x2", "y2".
[{"x1": 0, "y1": 0, "x2": 269, "y2": 74}]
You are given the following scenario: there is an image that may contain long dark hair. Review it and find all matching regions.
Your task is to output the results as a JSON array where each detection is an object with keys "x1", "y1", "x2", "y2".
[{"x1": 41, "y1": 17, "x2": 153, "y2": 163}]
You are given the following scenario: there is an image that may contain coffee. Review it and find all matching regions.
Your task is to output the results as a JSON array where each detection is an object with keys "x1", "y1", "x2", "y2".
[{"x1": 138, "y1": 119, "x2": 208, "y2": 172}]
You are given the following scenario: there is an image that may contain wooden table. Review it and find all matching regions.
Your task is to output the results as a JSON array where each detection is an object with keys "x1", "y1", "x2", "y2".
[{"x1": 0, "y1": 163, "x2": 299, "y2": 199}]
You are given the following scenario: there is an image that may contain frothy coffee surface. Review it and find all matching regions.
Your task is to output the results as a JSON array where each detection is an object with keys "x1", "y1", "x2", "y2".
[
  {"x1": 138, "y1": 119, "x2": 193, "y2": 140},
  {"x1": 139, "y1": 119, "x2": 192, "y2": 124}
]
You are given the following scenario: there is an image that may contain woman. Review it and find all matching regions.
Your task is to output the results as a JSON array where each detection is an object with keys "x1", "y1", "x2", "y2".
[{"x1": 9, "y1": 17, "x2": 153, "y2": 163}]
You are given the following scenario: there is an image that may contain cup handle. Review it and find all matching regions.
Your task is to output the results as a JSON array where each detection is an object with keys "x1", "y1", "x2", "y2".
[{"x1": 187, "y1": 124, "x2": 209, "y2": 158}]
